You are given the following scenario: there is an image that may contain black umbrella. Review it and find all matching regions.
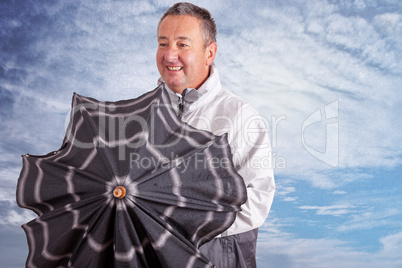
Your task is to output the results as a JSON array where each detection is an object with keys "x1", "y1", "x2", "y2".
[{"x1": 16, "y1": 83, "x2": 247, "y2": 268}]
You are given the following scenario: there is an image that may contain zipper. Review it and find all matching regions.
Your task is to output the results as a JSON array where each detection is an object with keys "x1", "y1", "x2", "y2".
[{"x1": 178, "y1": 89, "x2": 188, "y2": 119}]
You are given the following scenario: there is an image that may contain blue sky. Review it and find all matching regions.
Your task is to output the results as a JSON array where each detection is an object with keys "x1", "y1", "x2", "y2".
[{"x1": 1, "y1": 0, "x2": 401, "y2": 267}]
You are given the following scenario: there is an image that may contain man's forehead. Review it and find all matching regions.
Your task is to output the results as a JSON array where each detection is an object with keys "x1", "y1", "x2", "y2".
[{"x1": 158, "y1": 15, "x2": 201, "y2": 36}]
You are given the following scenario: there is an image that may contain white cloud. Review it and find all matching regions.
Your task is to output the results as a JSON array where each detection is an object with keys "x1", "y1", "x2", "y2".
[
  {"x1": 299, "y1": 203, "x2": 356, "y2": 216},
  {"x1": 0, "y1": 209, "x2": 35, "y2": 226},
  {"x1": 373, "y1": 12, "x2": 402, "y2": 36},
  {"x1": 283, "y1": 197, "x2": 297, "y2": 202},
  {"x1": 379, "y1": 231, "x2": 402, "y2": 256},
  {"x1": 276, "y1": 186, "x2": 296, "y2": 196},
  {"x1": 333, "y1": 190, "x2": 347, "y2": 195},
  {"x1": 213, "y1": 0, "x2": 402, "y2": 187},
  {"x1": 257, "y1": 219, "x2": 402, "y2": 268},
  {"x1": 326, "y1": 14, "x2": 374, "y2": 49},
  {"x1": 337, "y1": 208, "x2": 401, "y2": 232}
]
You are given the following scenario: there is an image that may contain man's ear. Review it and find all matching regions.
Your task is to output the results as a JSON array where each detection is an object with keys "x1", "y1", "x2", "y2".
[{"x1": 206, "y1": 42, "x2": 217, "y2": 66}]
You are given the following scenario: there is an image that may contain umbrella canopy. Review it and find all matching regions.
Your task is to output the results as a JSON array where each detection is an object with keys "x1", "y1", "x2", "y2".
[{"x1": 16, "y1": 83, "x2": 247, "y2": 268}]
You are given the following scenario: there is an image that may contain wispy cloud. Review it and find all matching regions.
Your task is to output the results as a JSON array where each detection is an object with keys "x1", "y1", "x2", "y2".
[
  {"x1": 257, "y1": 219, "x2": 402, "y2": 268},
  {"x1": 333, "y1": 190, "x2": 347, "y2": 195},
  {"x1": 283, "y1": 197, "x2": 297, "y2": 202},
  {"x1": 276, "y1": 186, "x2": 296, "y2": 196},
  {"x1": 0, "y1": 208, "x2": 35, "y2": 226},
  {"x1": 338, "y1": 208, "x2": 401, "y2": 232},
  {"x1": 299, "y1": 203, "x2": 356, "y2": 216}
]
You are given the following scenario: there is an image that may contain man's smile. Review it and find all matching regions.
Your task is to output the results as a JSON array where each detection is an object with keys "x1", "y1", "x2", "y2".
[{"x1": 167, "y1": 66, "x2": 183, "y2": 71}]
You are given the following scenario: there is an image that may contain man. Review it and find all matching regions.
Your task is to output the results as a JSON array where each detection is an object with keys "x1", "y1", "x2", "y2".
[{"x1": 156, "y1": 3, "x2": 275, "y2": 267}]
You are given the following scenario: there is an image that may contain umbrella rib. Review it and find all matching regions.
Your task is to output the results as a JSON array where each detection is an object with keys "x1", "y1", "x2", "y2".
[
  {"x1": 82, "y1": 197, "x2": 115, "y2": 252},
  {"x1": 66, "y1": 197, "x2": 116, "y2": 265},
  {"x1": 114, "y1": 201, "x2": 146, "y2": 263}
]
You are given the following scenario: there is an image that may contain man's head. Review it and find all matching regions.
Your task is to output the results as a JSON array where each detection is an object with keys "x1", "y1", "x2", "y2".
[
  {"x1": 157, "y1": 2, "x2": 217, "y2": 48},
  {"x1": 156, "y1": 2, "x2": 217, "y2": 94}
]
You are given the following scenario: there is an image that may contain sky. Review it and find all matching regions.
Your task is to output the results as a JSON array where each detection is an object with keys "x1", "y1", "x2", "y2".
[{"x1": 1, "y1": 0, "x2": 401, "y2": 267}]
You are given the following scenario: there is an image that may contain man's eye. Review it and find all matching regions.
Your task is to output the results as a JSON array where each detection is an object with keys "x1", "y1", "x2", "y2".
[
  {"x1": 159, "y1": 43, "x2": 167, "y2": 47},
  {"x1": 179, "y1": 43, "x2": 188, "y2": 48}
]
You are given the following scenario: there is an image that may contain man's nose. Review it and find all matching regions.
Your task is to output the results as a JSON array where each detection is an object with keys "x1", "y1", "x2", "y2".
[{"x1": 164, "y1": 46, "x2": 178, "y2": 61}]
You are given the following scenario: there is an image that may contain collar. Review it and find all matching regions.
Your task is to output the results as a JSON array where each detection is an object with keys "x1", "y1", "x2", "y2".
[{"x1": 158, "y1": 63, "x2": 222, "y2": 114}]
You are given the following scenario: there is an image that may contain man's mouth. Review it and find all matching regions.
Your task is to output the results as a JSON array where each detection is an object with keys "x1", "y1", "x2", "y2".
[{"x1": 167, "y1": 66, "x2": 183, "y2": 71}]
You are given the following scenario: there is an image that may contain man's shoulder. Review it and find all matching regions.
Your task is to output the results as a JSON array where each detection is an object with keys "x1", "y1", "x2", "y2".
[
  {"x1": 217, "y1": 87, "x2": 259, "y2": 115},
  {"x1": 206, "y1": 88, "x2": 264, "y2": 131}
]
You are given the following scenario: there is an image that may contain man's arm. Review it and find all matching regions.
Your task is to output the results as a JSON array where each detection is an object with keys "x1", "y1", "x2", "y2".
[{"x1": 222, "y1": 104, "x2": 275, "y2": 236}]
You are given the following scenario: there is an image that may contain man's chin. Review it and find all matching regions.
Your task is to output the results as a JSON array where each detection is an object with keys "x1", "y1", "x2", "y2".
[
  {"x1": 170, "y1": 87, "x2": 187, "y2": 94},
  {"x1": 164, "y1": 80, "x2": 186, "y2": 93}
]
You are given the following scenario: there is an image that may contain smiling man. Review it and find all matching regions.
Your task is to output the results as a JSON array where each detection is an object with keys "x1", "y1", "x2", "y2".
[{"x1": 156, "y1": 3, "x2": 275, "y2": 268}]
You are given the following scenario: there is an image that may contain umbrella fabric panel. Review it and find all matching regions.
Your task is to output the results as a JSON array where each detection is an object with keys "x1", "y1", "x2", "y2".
[
  {"x1": 21, "y1": 195, "x2": 115, "y2": 267},
  {"x1": 131, "y1": 135, "x2": 246, "y2": 247},
  {"x1": 16, "y1": 83, "x2": 247, "y2": 267},
  {"x1": 17, "y1": 156, "x2": 110, "y2": 216},
  {"x1": 115, "y1": 201, "x2": 214, "y2": 268}
]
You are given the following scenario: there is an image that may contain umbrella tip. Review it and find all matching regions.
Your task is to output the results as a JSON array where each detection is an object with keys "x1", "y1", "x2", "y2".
[{"x1": 113, "y1": 186, "x2": 126, "y2": 199}]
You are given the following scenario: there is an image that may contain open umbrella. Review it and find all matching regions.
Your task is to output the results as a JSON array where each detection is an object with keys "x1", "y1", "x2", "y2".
[{"x1": 16, "y1": 83, "x2": 247, "y2": 268}]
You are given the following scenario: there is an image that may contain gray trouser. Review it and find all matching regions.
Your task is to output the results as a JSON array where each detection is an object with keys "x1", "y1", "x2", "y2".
[{"x1": 199, "y1": 229, "x2": 258, "y2": 268}]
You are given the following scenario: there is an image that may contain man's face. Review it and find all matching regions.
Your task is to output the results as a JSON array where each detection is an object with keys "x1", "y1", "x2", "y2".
[{"x1": 156, "y1": 15, "x2": 216, "y2": 94}]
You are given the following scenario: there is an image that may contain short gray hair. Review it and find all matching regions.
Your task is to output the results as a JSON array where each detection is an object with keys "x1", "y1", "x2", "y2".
[{"x1": 157, "y1": 2, "x2": 217, "y2": 48}]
